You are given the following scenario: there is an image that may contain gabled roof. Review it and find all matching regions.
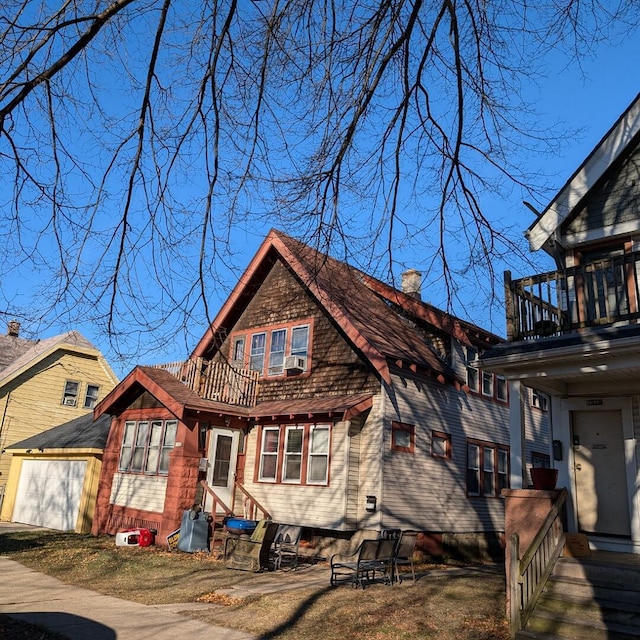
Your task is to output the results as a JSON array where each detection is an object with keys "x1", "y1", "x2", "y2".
[
  {"x1": 0, "y1": 330, "x2": 108, "y2": 388},
  {"x1": 527, "y1": 92, "x2": 640, "y2": 253},
  {"x1": 192, "y1": 229, "x2": 501, "y2": 386},
  {"x1": 7, "y1": 413, "x2": 112, "y2": 451},
  {"x1": 0, "y1": 333, "x2": 36, "y2": 372}
]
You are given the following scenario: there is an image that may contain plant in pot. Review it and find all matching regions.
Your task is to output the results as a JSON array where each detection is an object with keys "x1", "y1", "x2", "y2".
[{"x1": 530, "y1": 465, "x2": 558, "y2": 490}]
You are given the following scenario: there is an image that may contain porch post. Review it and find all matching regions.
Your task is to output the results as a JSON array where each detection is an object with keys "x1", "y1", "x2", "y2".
[{"x1": 509, "y1": 381, "x2": 526, "y2": 489}]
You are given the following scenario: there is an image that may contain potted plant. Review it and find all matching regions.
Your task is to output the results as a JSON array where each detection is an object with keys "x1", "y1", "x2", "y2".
[{"x1": 530, "y1": 466, "x2": 558, "y2": 490}]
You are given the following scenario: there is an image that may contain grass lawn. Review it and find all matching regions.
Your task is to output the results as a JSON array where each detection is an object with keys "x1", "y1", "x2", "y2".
[{"x1": 0, "y1": 530, "x2": 510, "y2": 640}]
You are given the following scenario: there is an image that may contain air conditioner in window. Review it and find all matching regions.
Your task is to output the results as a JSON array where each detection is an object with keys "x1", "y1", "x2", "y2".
[
  {"x1": 284, "y1": 355, "x2": 306, "y2": 373},
  {"x1": 63, "y1": 397, "x2": 77, "y2": 406}
]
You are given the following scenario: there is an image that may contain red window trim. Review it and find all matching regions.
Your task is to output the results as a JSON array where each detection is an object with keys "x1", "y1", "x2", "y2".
[
  {"x1": 254, "y1": 422, "x2": 331, "y2": 486},
  {"x1": 230, "y1": 318, "x2": 314, "y2": 378},
  {"x1": 431, "y1": 430, "x2": 451, "y2": 459},
  {"x1": 466, "y1": 438, "x2": 510, "y2": 498},
  {"x1": 391, "y1": 421, "x2": 415, "y2": 453}
]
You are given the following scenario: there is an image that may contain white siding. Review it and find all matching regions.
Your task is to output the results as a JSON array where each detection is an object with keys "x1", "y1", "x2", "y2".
[
  {"x1": 242, "y1": 407, "x2": 384, "y2": 530},
  {"x1": 380, "y1": 371, "x2": 513, "y2": 533},
  {"x1": 110, "y1": 473, "x2": 167, "y2": 513}
]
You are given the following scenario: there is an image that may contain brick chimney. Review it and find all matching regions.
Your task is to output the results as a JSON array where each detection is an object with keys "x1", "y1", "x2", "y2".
[
  {"x1": 401, "y1": 269, "x2": 422, "y2": 300},
  {"x1": 7, "y1": 320, "x2": 20, "y2": 337}
]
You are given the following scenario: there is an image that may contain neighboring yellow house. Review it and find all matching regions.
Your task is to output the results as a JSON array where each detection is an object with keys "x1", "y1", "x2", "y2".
[{"x1": 0, "y1": 322, "x2": 118, "y2": 519}]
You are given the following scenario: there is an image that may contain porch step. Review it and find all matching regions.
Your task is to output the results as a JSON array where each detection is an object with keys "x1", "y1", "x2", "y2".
[{"x1": 517, "y1": 554, "x2": 640, "y2": 640}]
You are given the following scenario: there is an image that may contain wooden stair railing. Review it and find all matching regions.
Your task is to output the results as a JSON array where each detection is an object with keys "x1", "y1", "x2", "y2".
[
  {"x1": 234, "y1": 481, "x2": 272, "y2": 521},
  {"x1": 509, "y1": 488, "x2": 568, "y2": 638}
]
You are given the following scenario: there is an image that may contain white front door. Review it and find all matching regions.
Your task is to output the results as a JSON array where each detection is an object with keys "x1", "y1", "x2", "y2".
[
  {"x1": 572, "y1": 410, "x2": 631, "y2": 536},
  {"x1": 206, "y1": 428, "x2": 239, "y2": 514}
]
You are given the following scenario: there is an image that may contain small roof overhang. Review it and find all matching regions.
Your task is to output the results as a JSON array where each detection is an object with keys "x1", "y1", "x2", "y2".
[{"x1": 479, "y1": 325, "x2": 640, "y2": 395}]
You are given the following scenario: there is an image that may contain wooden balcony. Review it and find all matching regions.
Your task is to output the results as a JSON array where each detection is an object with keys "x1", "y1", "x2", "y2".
[
  {"x1": 152, "y1": 357, "x2": 260, "y2": 407},
  {"x1": 505, "y1": 251, "x2": 640, "y2": 342}
]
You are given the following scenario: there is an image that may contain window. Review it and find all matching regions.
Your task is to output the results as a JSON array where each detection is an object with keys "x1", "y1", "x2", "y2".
[
  {"x1": 482, "y1": 371, "x2": 494, "y2": 397},
  {"x1": 391, "y1": 421, "x2": 415, "y2": 453},
  {"x1": 531, "y1": 389, "x2": 548, "y2": 411},
  {"x1": 258, "y1": 427, "x2": 280, "y2": 481},
  {"x1": 257, "y1": 423, "x2": 330, "y2": 485},
  {"x1": 249, "y1": 332, "x2": 266, "y2": 372},
  {"x1": 84, "y1": 384, "x2": 100, "y2": 409},
  {"x1": 531, "y1": 451, "x2": 551, "y2": 469},
  {"x1": 432, "y1": 430, "x2": 451, "y2": 459},
  {"x1": 232, "y1": 337, "x2": 245, "y2": 366},
  {"x1": 465, "y1": 347, "x2": 478, "y2": 391},
  {"x1": 467, "y1": 439, "x2": 509, "y2": 497},
  {"x1": 268, "y1": 328, "x2": 287, "y2": 376},
  {"x1": 291, "y1": 326, "x2": 309, "y2": 358},
  {"x1": 496, "y1": 376, "x2": 508, "y2": 403},
  {"x1": 118, "y1": 419, "x2": 178, "y2": 474},
  {"x1": 62, "y1": 380, "x2": 79, "y2": 406},
  {"x1": 231, "y1": 321, "x2": 311, "y2": 377},
  {"x1": 283, "y1": 426, "x2": 303, "y2": 482},
  {"x1": 307, "y1": 425, "x2": 330, "y2": 484}
]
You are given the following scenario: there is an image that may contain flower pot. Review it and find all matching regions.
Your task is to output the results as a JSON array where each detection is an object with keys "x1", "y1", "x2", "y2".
[{"x1": 531, "y1": 467, "x2": 558, "y2": 490}]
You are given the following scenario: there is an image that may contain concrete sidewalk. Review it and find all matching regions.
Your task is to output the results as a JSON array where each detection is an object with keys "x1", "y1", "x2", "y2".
[{"x1": 0, "y1": 557, "x2": 256, "y2": 640}]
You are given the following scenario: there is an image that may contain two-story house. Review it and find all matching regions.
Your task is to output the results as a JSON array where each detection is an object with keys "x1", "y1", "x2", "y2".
[
  {"x1": 0, "y1": 325, "x2": 118, "y2": 527},
  {"x1": 480, "y1": 92, "x2": 640, "y2": 555},
  {"x1": 92, "y1": 229, "x2": 549, "y2": 558}
]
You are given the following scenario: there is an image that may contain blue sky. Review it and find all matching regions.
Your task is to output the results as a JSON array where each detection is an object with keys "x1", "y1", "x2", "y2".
[{"x1": 3, "y1": 17, "x2": 639, "y2": 380}]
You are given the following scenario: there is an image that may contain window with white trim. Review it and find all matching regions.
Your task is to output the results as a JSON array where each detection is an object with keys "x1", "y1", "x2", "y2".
[
  {"x1": 268, "y1": 328, "x2": 287, "y2": 376},
  {"x1": 465, "y1": 347, "x2": 478, "y2": 391},
  {"x1": 118, "y1": 419, "x2": 178, "y2": 475},
  {"x1": 84, "y1": 384, "x2": 100, "y2": 409},
  {"x1": 249, "y1": 332, "x2": 266, "y2": 373},
  {"x1": 531, "y1": 388, "x2": 549, "y2": 411},
  {"x1": 62, "y1": 380, "x2": 79, "y2": 406},
  {"x1": 467, "y1": 439, "x2": 509, "y2": 497},
  {"x1": 496, "y1": 376, "x2": 508, "y2": 402},
  {"x1": 482, "y1": 371, "x2": 494, "y2": 397},
  {"x1": 257, "y1": 423, "x2": 330, "y2": 485}
]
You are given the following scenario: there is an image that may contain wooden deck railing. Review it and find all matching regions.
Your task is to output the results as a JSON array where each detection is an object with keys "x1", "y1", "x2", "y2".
[
  {"x1": 505, "y1": 250, "x2": 640, "y2": 341},
  {"x1": 509, "y1": 488, "x2": 567, "y2": 637},
  {"x1": 151, "y1": 357, "x2": 260, "y2": 407}
]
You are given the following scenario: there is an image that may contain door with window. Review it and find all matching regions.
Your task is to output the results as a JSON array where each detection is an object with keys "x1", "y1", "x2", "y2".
[
  {"x1": 206, "y1": 428, "x2": 239, "y2": 514},
  {"x1": 572, "y1": 410, "x2": 631, "y2": 536}
]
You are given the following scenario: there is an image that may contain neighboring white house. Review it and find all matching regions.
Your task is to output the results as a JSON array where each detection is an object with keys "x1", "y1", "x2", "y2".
[{"x1": 480, "y1": 92, "x2": 640, "y2": 554}]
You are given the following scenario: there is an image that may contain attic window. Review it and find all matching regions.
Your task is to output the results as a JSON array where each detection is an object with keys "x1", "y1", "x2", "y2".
[
  {"x1": 84, "y1": 384, "x2": 100, "y2": 409},
  {"x1": 62, "y1": 380, "x2": 79, "y2": 406}
]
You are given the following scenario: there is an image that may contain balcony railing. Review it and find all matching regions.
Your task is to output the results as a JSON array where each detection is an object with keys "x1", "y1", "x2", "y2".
[
  {"x1": 505, "y1": 251, "x2": 640, "y2": 341},
  {"x1": 151, "y1": 357, "x2": 260, "y2": 407}
]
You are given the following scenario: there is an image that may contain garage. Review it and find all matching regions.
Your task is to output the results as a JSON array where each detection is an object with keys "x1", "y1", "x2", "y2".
[{"x1": 12, "y1": 459, "x2": 87, "y2": 531}]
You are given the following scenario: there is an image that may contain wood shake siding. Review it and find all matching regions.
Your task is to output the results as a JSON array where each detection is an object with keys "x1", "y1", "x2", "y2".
[
  {"x1": 109, "y1": 472, "x2": 168, "y2": 513},
  {"x1": 381, "y1": 371, "x2": 508, "y2": 533},
  {"x1": 214, "y1": 260, "x2": 379, "y2": 402}
]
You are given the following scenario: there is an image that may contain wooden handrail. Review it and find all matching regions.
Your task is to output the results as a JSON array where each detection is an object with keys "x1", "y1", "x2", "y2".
[
  {"x1": 234, "y1": 481, "x2": 271, "y2": 521},
  {"x1": 199, "y1": 480, "x2": 234, "y2": 516},
  {"x1": 509, "y1": 488, "x2": 567, "y2": 637}
]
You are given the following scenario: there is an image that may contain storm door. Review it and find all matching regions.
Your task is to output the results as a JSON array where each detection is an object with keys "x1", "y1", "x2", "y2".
[{"x1": 206, "y1": 428, "x2": 239, "y2": 514}]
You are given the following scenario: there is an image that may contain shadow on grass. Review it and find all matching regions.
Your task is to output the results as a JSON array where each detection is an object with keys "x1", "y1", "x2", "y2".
[
  {"x1": 257, "y1": 585, "x2": 333, "y2": 640},
  {"x1": 0, "y1": 532, "x2": 47, "y2": 553}
]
